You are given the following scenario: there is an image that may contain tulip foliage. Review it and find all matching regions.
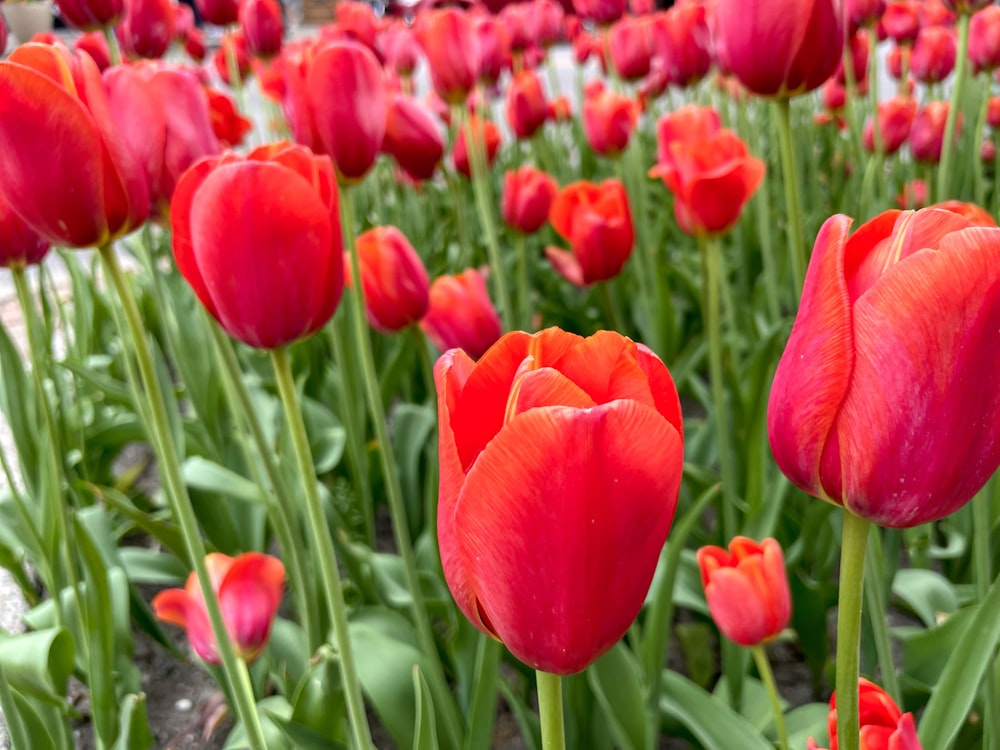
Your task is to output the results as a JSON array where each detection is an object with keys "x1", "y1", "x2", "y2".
[{"x1": 1, "y1": 1, "x2": 1000, "y2": 749}]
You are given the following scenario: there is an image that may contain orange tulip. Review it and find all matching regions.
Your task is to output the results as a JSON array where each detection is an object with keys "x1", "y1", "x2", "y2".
[{"x1": 350, "y1": 226, "x2": 430, "y2": 334}]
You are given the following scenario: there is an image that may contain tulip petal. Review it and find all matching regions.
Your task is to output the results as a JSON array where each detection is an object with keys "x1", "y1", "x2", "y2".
[
  {"x1": 151, "y1": 588, "x2": 190, "y2": 628},
  {"x1": 683, "y1": 156, "x2": 765, "y2": 235},
  {"x1": 171, "y1": 156, "x2": 223, "y2": 320},
  {"x1": 454, "y1": 399, "x2": 683, "y2": 674},
  {"x1": 509, "y1": 367, "x2": 597, "y2": 418},
  {"x1": 835, "y1": 226, "x2": 1000, "y2": 526},
  {"x1": 704, "y1": 567, "x2": 770, "y2": 646},
  {"x1": 545, "y1": 246, "x2": 586, "y2": 286},
  {"x1": 218, "y1": 553, "x2": 285, "y2": 659},
  {"x1": 635, "y1": 344, "x2": 684, "y2": 431},
  {"x1": 768, "y1": 214, "x2": 854, "y2": 502}
]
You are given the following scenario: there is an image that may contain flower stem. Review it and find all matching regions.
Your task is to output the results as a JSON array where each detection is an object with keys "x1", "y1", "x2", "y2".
[
  {"x1": 269, "y1": 346, "x2": 374, "y2": 750},
  {"x1": 772, "y1": 98, "x2": 806, "y2": 293},
  {"x1": 101, "y1": 26, "x2": 122, "y2": 66},
  {"x1": 341, "y1": 187, "x2": 465, "y2": 749},
  {"x1": 835, "y1": 510, "x2": 872, "y2": 750},
  {"x1": 97, "y1": 245, "x2": 268, "y2": 750},
  {"x1": 972, "y1": 73, "x2": 990, "y2": 208},
  {"x1": 741, "y1": 98, "x2": 780, "y2": 322},
  {"x1": 974, "y1": 485, "x2": 998, "y2": 750},
  {"x1": 515, "y1": 231, "x2": 532, "y2": 331},
  {"x1": 752, "y1": 645, "x2": 789, "y2": 750},
  {"x1": 937, "y1": 11, "x2": 971, "y2": 200},
  {"x1": 536, "y1": 671, "x2": 566, "y2": 750},
  {"x1": 863, "y1": 528, "x2": 899, "y2": 703}
]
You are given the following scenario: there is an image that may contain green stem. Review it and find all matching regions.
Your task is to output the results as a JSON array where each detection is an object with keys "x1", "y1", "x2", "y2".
[
  {"x1": 515, "y1": 232, "x2": 532, "y2": 331},
  {"x1": 867, "y1": 26, "x2": 884, "y2": 165},
  {"x1": 973, "y1": 486, "x2": 998, "y2": 750},
  {"x1": 772, "y1": 98, "x2": 807, "y2": 293},
  {"x1": 464, "y1": 637, "x2": 502, "y2": 750},
  {"x1": 341, "y1": 188, "x2": 465, "y2": 749},
  {"x1": 207, "y1": 318, "x2": 318, "y2": 651},
  {"x1": 459, "y1": 104, "x2": 513, "y2": 331},
  {"x1": 101, "y1": 26, "x2": 121, "y2": 66},
  {"x1": 972, "y1": 74, "x2": 990, "y2": 209},
  {"x1": 535, "y1": 671, "x2": 566, "y2": 750},
  {"x1": 224, "y1": 26, "x2": 250, "y2": 131},
  {"x1": 863, "y1": 529, "x2": 899, "y2": 703},
  {"x1": 752, "y1": 645, "x2": 789, "y2": 750},
  {"x1": 742, "y1": 98, "x2": 780, "y2": 322},
  {"x1": 269, "y1": 347, "x2": 374, "y2": 750},
  {"x1": 97, "y1": 245, "x2": 268, "y2": 750},
  {"x1": 835, "y1": 510, "x2": 872, "y2": 750},
  {"x1": 625, "y1": 130, "x2": 663, "y2": 352},
  {"x1": 937, "y1": 12, "x2": 971, "y2": 200}
]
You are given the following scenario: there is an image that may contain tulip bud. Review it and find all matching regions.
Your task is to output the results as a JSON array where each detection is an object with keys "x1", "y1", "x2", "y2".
[
  {"x1": 240, "y1": 0, "x2": 284, "y2": 59},
  {"x1": 195, "y1": 0, "x2": 238, "y2": 26},
  {"x1": 883, "y1": 0, "x2": 920, "y2": 43},
  {"x1": 502, "y1": 166, "x2": 558, "y2": 235},
  {"x1": 862, "y1": 96, "x2": 917, "y2": 154},
  {"x1": 350, "y1": 226, "x2": 430, "y2": 334},
  {"x1": 75, "y1": 30, "x2": 112, "y2": 70},
  {"x1": 808, "y1": 679, "x2": 923, "y2": 750},
  {"x1": 417, "y1": 9, "x2": 480, "y2": 105},
  {"x1": 608, "y1": 16, "x2": 652, "y2": 81}
]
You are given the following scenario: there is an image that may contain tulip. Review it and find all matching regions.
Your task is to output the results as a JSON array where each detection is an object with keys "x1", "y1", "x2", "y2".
[
  {"x1": 896, "y1": 179, "x2": 928, "y2": 209},
  {"x1": 502, "y1": 166, "x2": 558, "y2": 235},
  {"x1": 882, "y1": 0, "x2": 920, "y2": 43},
  {"x1": 171, "y1": 142, "x2": 344, "y2": 350},
  {"x1": 105, "y1": 64, "x2": 221, "y2": 220},
  {"x1": 383, "y1": 93, "x2": 444, "y2": 182},
  {"x1": 307, "y1": 40, "x2": 386, "y2": 183},
  {"x1": 0, "y1": 197, "x2": 50, "y2": 268},
  {"x1": 885, "y1": 44, "x2": 907, "y2": 79},
  {"x1": 920, "y1": 0, "x2": 955, "y2": 26},
  {"x1": 768, "y1": 207, "x2": 1000, "y2": 527},
  {"x1": 172, "y1": 2, "x2": 194, "y2": 40},
  {"x1": 930, "y1": 200, "x2": 997, "y2": 227},
  {"x1": 472, "y1": 15, "x2": 510, "y2": 86},
  {"x1": 608, "y1": 16, "x2": 652, "y2": 81},
  {"x1": 380, "y1": 23, "x2": 421, "y2": 80},
  {"x1": 240, "y1": 0, "x2": 284, "y2": 59},
  {"x1": 942, "y1": 0, "x2": 992, "y2": 14},
  {"x1": 970, "y1": 6, "x2": 1000, "y2": 74},
  {"x1": 506, "y1": 70, "x2": 549, "y2": 141},
  {"x1": 184, "y1": 27, "x2": 206, "y2": 62},
  {"x1": 421, "y1": 268, "x2": 502, "y2": 359},
  {"x1": 697, "y1": 537, "x2": 790, "y2": 647},
  {"x1": 153, "y1": 553, "x2": 285, "y2": 665},
  {"x1": 909, "y1": 101, "x2": 956, "y2": 163},
  {"x1": 436, "y1": 327, "x2": 683, "y2": 674},
  {"x1": 649, "y1": 105, "x2": 765, "y2": 236},
  {"x1": 581, "y1": 82, "x2": 640, "y2": 158},
  {"x1": 350, "y1": 226, "x2": 429, "y2": 334},
  {"x1": 56, "y1": 0, "x2": 122, "y2": 30},
  {"x1": 988, "y1": 95, "x2": 1000, "y2": 128},
  {"x1": 0, "y1": 16, "x2": 6, "y2": 53},
  {"x1": 846, "y1": 0, "x2": 886, "y2": 32},
  {"x1": 452, "y1": 116, "x2": 501, "y2": 179},
  {"x1": 714, "y1": 0, "x2": 843, "y2": 97},
  {"x1": 910, "y1": 25, "x2": 956, "y2": 83},
  {"x1": 205, "y1": 87, "x2": 252, "y2": 147},
  {"x1": 862, "y1": 96, "x2": 917, "y2": 155},
  {"x1": 0, "y1": 44, "x2": 149, "y2": 248},
  {"x1": 213, "y1": 32, "x2": 252, "y2": 85},
  {"x1": 572, "y1": 0, "x2": 626, "y2": 25},
  {"x1": 75, "y1": 31, "x2": 112, "y2": 70},
  {"x1": 116, "y1": 0, "x2": 174, "y2": 60},
  {"x1": 195, "y1": 0, "x2": 238, "y2": 26},
  {"x1": 650, "y1": 4, "x2": 712, "y2": 88},
  {"x1": 807, "y1": 678, "x2": 923, "y2": 750},
  {"x1": 417, "y1": 9, "x2": 479, "y2": 105},
  {"x1": 526, "y1": 0, "x2": 564, "y2": 48}
]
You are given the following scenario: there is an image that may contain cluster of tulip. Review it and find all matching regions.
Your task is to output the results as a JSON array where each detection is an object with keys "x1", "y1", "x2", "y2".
[{"x1": 2, "y1": 0, "x2": 1000, "y2": 748}]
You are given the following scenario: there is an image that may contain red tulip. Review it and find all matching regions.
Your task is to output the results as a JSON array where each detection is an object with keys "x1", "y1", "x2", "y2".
[
  {"x1": 436, "y1": 327, "x2": 684, "y2": 674},
  {"x1": 989, "y1": 95, "x2": 1000, "y2": 128},
  {"x1": 910, "y1": 25, "x2": 956, "y2": 83},
  {"x1": 506, "y1": 70, "x2": 549, "y2": 140},
  {"x1": 885, "y1": 43, "x2": 907, "y2": 79},
  {"x1": 0, "y1": 16, "x2": 6, "y2": 53},
  {"x1": 526, "y1": 0, "x2": 564, "y2": 48},
  {"x1": 173, "y1": 2, "x2": 194, "y2": 40},
  {"x1": 240, "y1": 0, "x2": 284, "y2": 59},
  {"x1": 546, "y1": 179, "x2": 633, "y2": 286},
  {"x1": 195, "y1": 0, "x2": 237, "y2": 26},
  {"x1": 572, "y1": 0, "x2": 627, "y2": 25},
  {"x1": 714, "y1": 0, "x2": 843, "y2": 97},
  {"x1": 171, "y1": 142, "x2": 344, "y2": 350},
  {"x1": 452, "y1": 116, "x2": 501, "y2": 179},
  {"x1": 153, "y1": 553, "x2": 285, "y2": 665},
  {"x1": 930, "y1": 200, "x2": 998, "y2": 227},
  {"x1": 380, "y1": 23, "x2": 421, "y2": 79},
  {"x1": 56, "y1": 0, "x2": 122, "y2": 30},
  {"x1": 214, "y1": 32, "x2": 252, "y2": 86},
  {"x1": 942, "y1": 0, "x2": 992, "y2": 14},
  {"x1": 0, "y1": 196, "x2": 50, "y2": 268},
  {"x1": 862, "y1": 96, "x2": 917, "y2": 155},
  {"x1": 883, "y1": 0, "x2": 920, "y2": 43},
  {"x1": 75, "y1": 31, "x2": 112, "y2": 70},
  {"x1": 349, "y1": 226, "x2": 429, "y2": 334},
  {"x1": 417, "y1": 9, "x2": 479, "y2": 105},
  {"x1": 608, "y1": 16, "x2": 652, "y2": 81},
  {"x1": 650, "y1": 4, "x2": 712, "y2": 88},
  {"x1": 649, "y1": 105, "x2": 765, "y2": 236},
  {"x1": 896, "y1": 179, "x2": 928, "y2": 209},
  {"x1": 0, "y1": 43, "x2": 149, "y2": 248},
  {"x1": 184, "y1": 27, "x2": 207, "y2": 62},
  {"x1": 582, "y1": 82, "x2": 639, "y2": 158},
  {"x1": 697, "y1": 537, "x2": 790, "y2": 647},
  {"x1": 982, "y1": 139, "x2": 996, "y2": 163},
  {"x1": 205, "y1": 87, "x2": 252, "y2": 147},
  {"x1": 502, "y1": 166, "x2": 558, "y2": 235},
  {"x1": 808, "y1": 678, "x2": 922, "y2": 750},
  {"x1": 768, "y1": 208, "x2": 1000, "y2": 527},
  {"x1": 116, "y1": 0, "x2": 174, "y2": 60},
  {"x1": 383, "y1": 93, "x2": 444, "y2": 182},
  {"x1": 307, "y1": 40, "x2": 386, "y2": 182},
  {"x1": 473, "y1": 15, "x2": 511, "y2": 86},
  {"x1": 498, "y1": 4, "x2": 531, "y2": 52},
  {"x1": 909, "y1": 101, "x2": 955, "y2": 163},
  {"x1": 105, "y1": 63, "x2": 221, "y2": 220},
  {"x1": 846, "y1": 0, "x2": 886, "y2": 32},
  {"x1": 919, "y1": 0, "x2": 956, "y2": 26},
  {"x1": 970, "y1": 6, "x2": 1000, "y2": 74},
  {"x1": 421, "y1": 268, "x2": 502, "y2": 359}
]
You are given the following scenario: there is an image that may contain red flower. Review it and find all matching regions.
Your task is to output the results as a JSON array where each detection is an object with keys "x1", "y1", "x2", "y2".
[
  {"x1": 714, "y1": 0, "x2": 843, "y2": 97},
  {"x1": 416, "y1": 8, "x2": 479, "y2": 105},
  {"x1": 474, "y1": 15, "x2": 511, "y2": 86},
  {"x1": 582, "y1": 82, "x2": 640, "y2": 158},
  {"x1": 421, "y1": 268, "x2": 502, "y2": 359},
  {"x1": 452, "y1": 116, "x2": 501, "y2": 179},
  {"x1": 152, "y1": 553, "x2": 285, "y2": 665},
  {"x1": 56, "y1": 0, "x2": 122, "y2": 30},
  {"x1": 0, "y1": 43, "x2": 149, "y2": 248},
  {"x1": 883, "y1": 0, "x2": 920, "y2": 43},
  {"x1": 171, "y1": 142, "x2": 344, "y2": 350},
  {"x1": 105, "y1": 63, "x2": 221, "y2": 220},
  {"x1": 506, "y1": 70, "x2": 549, "y2": 141},
  {"x1": 546, "y1": 179, "x2": 633, "y2": 286},
  {"x1": 350, "y1": 226, "x2": 430, "y2": 334},
  {"x1": 651, "y1": 3, "x2": 712, "y2": 88},
  {"x1": 572, "y1": 0, "x2": 627, "y2": 26},
  {"x1": 116, "y1": 0, "x2": 174, "y2": 59},
  {"x1": 239, "y1": 0, "x2": 284, "y2": 59},
  {"x1": 502, "y1": 165, "x2": 558, "y2": 235},
  {"x1": 195, "y1": 0, "x2": 237, "y2": 26},
  {"x1": 0, "y1": 196, "x2": 50, "y2": 268},
  {"x1": 768, "y1": 208, "x2": 1000, "y2": 527},
  {"x1": 436, "y1": 327, "x2": 684, "y2": 674},
  {"x1": 862, "y1": 96, "x2": 917, "y2": 154},
  {"x1": 205, "y1": 87, "x2": 252, "y2": 147},
  {"x1": 75, "y1": 31, "x2": 112, "y2": 70},
  {"x1": 213, "y1": 32, "x2": 252, "y2": 85},
  {"x1": 910, "y1": 25, "x2": 956, "y2": 83},
  {"x1": 608, "y1": 16, "x2": 652, "y2": 81},
  {"x1": 807, "y1": 678, "x2": 922, "y2": 750},
  {"x1": 383, "y1": 93, "x2": 444, "y2": 182},
  {"x1": 909, "y1": 101, "x2": 956, "y2": 163},
  {"x1": 970, "y1": 6, "x2": 1000, "y2": 74},
  {"x1": 307, "y1": 40, "x2": 386, "y2": 182},
  {"x1": 649, "y1": 105, "x2": 764, "y2": 236},
  {"x1": 697, "y1": 537, "x2": 790, "y2": 647}
]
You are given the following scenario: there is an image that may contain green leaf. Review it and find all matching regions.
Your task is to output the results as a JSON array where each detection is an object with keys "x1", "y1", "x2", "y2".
[
  {"x1": 892, "y1": 568, "x2": 959, "y2": 629},
  {"x1": 587, "y1": 643, "x2": 652, "y2": 750},
  {"x1": 118, "y1": 548, "x2": 188, "y2": 585},
  {"x1": 181, "y1": 457, "x2": 267, "y2": 505},
  {"x1": 918, "y1": 569, "x2": 1000, "y2": 749},
  {"x1": 659, "y1": 670, "x2": 773, "y2": 750},
  {"x1": 412, "y1": 666, "x2": 439, "y2": 750},
  {"x1": 111, "y1": 693, "x2": 155, "y2": 750},
  {"x1": 287, "y1": 645, "x2": 347, "y2": 745},
  {"x1": 785, "y1": 703, "x2": 829, "y2": 750},
  {"x1": 0, "y1": 628, "x2": 75, "y2": 706},
  {"x1": 86, "y1": 483, "x2": 187, "y2": 561}
]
